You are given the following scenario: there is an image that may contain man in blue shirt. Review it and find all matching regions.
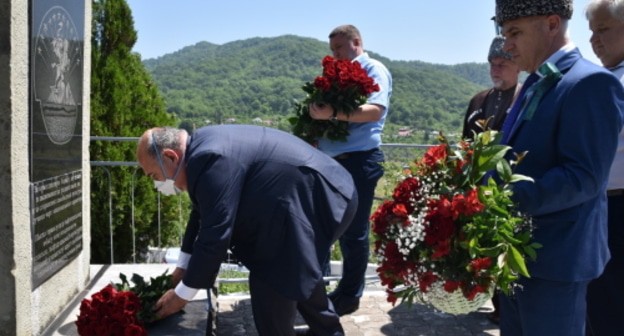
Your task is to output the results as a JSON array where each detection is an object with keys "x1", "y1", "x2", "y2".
[{"x1": 309, "y1": 24, "x2": 392, "y2": 316}]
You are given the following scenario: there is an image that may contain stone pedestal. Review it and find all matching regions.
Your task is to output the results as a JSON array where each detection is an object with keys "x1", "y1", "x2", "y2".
[{"x1": 0, "y1": 1, "x2": 91, "y2": 335}]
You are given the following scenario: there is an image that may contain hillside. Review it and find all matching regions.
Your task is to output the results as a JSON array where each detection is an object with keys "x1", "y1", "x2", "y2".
[{"x1": 142, "y1": 35, "x2": 489, "y2": 139}]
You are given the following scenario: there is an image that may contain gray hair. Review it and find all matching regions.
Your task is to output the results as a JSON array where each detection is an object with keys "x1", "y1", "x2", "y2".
[
  {"x1": 586, "y1": 0, "x2": 624, "y2": 21},
  {"x1": 146, "y1": 127, "x2": 186, "y2": 158}
]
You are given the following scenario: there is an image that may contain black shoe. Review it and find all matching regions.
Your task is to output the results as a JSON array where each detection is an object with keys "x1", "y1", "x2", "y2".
[{"x1": 330, "y1": 293, "x2": 360, "y2": 316}]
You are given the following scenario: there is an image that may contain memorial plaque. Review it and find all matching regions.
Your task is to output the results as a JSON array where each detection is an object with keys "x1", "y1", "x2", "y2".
[
  {"x1": 30, "y1": 0, "x2": 84, "y2": 288},
  {"x1": 31, "y1": 171, "x2": 83, "y2": 287}
]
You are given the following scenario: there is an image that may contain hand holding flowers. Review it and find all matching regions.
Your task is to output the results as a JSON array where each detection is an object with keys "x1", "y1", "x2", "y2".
[{"x1": 289, "y1": 55, "x2": 379, "y2": 144}]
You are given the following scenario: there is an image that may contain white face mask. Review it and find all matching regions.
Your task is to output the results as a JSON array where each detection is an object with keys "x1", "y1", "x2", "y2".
[
  {"x1": 154, "y1": 178, "x2": 180, "y2": 196},
  {"x1": 152, "y1": 135, "x2": 183, "y2": 196}
]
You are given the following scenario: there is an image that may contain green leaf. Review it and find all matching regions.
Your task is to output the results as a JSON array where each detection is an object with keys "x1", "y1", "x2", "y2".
[
  {"x1": 510, "y1": 174, "x2": 534, "y2": 183},
  {"x1": 476, "y1": 145, "x2": 510, "y2": 171},
  {"x1": 501, "y1": 231, "x2": 522, "y2": 245},
  {"x1": 477, "y1": 245, "x2": 505, "y2": 257},
  {"x1": 488, "y1": 204, "x2": 509, "y2": 217},
  {"x1": 523, "y1": 245, "x2": 537, "y2": 260},
  {"x1": 496, "y1": 160, "x2": 512, "y2": 182},
  {"x1": 507, "y1": 245, "x2": 530, "y2": 277}
]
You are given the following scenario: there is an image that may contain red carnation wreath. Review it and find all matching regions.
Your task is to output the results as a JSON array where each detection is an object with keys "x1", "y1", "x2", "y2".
[{"x1": 372, "y1": 130, "x2": 541, "y2": 314}]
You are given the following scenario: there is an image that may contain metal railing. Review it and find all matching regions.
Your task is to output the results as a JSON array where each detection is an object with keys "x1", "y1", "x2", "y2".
[
  {"x1": 90, "y1": 136, "x2": 188, "y2": 264},
  {"x1": 90, "y1": 136, "x2": 432, "y2": 264}
]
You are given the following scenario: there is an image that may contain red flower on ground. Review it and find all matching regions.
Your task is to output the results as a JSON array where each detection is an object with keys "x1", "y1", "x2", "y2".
[
  {"x1": 76, "y1": 285, "x2": 146, "y2": 336},
  {"x1": 76, "y1": 272, "x2": 171, "y2": 336}
]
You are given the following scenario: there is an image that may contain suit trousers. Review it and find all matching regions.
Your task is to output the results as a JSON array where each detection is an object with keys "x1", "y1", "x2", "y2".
[
  {"x1": 500, "y1": 277, "x2": 589, "y2": 336},
  {"x1": 249, "y1": 272, "x2": 344, "y2": 336},
  {"x1": 586, "y1": 194, "x2": 624, "y2": 336},
  {"x1": 247, "y1": 190, "x2": 357, "y2": 336}
]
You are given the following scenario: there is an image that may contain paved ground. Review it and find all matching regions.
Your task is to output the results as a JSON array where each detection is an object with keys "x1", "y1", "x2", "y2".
[
  {"x1": 49, "y1": 264, "x2": 500, "y2": 336},
  {"x1": 216, "y1": 291, "x2": 499, "y2": 336}
]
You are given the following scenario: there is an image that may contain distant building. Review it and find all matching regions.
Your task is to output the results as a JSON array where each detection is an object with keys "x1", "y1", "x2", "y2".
[{"x1": 398, "y1": 127, "x2": 413, "y2": 137}]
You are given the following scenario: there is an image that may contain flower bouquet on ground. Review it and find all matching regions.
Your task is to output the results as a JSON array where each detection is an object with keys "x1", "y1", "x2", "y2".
[
  {"x1": 289, "y1": 55, "x2": 379, "y2": 144},
  {"x1": 76, "y1": 271, "x2": 172, "y2": 335},
  {"x1": 371, "y1": 130, "x2": 541, "y2": 315}
]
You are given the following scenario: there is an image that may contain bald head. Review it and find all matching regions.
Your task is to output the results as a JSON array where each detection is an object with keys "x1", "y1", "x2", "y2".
[
  {"x1": 136, "y1": 127, "x2": 189, "y2": 190},
  {"x1": 137, "y1": 127, "x2": 186, "y2": 160}
]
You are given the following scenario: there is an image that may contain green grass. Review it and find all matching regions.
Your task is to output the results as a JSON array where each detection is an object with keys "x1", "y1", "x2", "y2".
[{"x1": 217, "y1": 269, "x2": 250, "y2": 294}]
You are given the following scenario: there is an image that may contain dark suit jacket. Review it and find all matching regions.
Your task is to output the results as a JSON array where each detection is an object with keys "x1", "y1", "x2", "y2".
[
  {"x1": 462, "y1": 84, "x2": 519, "y2": 139},
  {"x1": 508, "y1": 49, "x2": 624, "y2": 281},
  {"x1": 180, "y1": 125, "x2": 355, "y2": 300}
]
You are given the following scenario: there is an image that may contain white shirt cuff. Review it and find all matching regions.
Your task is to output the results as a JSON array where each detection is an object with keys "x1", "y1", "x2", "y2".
[
  {"x1": 175, "y1": 281, "x2": 199, "y2": 301},
  {"x1": 176, "y1": 251, "x2": 191, "y2": 269}
]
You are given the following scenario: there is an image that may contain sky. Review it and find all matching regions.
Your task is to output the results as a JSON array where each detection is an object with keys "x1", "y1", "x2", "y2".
[{"x1": 126, "y1": 0, "x2": 600, "y2": 66}]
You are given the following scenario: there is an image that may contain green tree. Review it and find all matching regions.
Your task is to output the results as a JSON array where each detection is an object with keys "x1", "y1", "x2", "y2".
[{"x1": 90, "y1": 0, "x2": 186, "y2": 263}]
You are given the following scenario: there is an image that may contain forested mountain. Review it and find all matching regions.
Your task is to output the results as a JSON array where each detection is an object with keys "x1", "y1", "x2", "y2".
[{"x1": 143, "y1": 35, "x2": 490, "y2": 139}]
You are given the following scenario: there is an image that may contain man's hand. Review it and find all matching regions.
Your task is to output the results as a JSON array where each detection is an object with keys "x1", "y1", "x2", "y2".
[
  {"x1": 309, "y1": 102, "x2": 334, "y2": 120},
  {"x1": 154, "y1": 289, "x2": 188, "y2": 320},
  {"x1": 171, "y1": 267, "x2": 185, "y2": 287}
]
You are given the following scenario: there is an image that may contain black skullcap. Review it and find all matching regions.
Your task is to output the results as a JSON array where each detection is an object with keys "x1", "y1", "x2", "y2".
[
  {"x1": 495, "y1": 0, "x2": 573, "y2": 24},
  {"x1": 488, "y1": 36, "x2": 512, "y2": 62}
]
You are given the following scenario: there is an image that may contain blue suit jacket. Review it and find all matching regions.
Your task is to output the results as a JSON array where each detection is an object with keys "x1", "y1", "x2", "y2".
[
  {"x1": 180, "y1": 125, "x2": 355, "y2": 300},
  {"x1": 508, "y1": 49, "x2": 624, "y2": 281}
]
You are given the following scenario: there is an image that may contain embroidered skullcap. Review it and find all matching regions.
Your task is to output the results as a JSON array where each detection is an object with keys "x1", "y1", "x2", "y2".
[
  {"x1": 488, "y1": 36, "x2": 512, "y2": 62},
  {"x1": 495, "y1": 0, "x2": 573, "y2": 24}
]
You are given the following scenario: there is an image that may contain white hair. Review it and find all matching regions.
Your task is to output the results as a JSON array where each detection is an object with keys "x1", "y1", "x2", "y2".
[
  {"x1": 147, "y1": 127, "x2": 186, "y2": 157},
  {"x1": 586, "y1": 0, "x2": 624, "y2": 21}
]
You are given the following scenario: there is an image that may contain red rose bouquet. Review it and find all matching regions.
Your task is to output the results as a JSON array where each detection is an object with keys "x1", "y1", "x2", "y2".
[
  {"x1": 289, "y1": 55, "x2": 380, "y2": 144},
  {"x1": 76, "y1": 271, "x2": 172, "y2": 335},
  {"x1": 371, "y1": 130, "x2": 541, "y2": 314}
]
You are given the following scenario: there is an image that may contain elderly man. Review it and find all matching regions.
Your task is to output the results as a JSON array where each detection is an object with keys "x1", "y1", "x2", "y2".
[
  {"x1": 462, "y1": 35, "x2": 521, "y2": 325},
  {"x1": 462, "y1": 35, "x2": 521, "y2": 140},
  {"x1": 585, "y1": 1, "x2": 624, "y2": 335},
  {"x1": 137, "y1": 125, "x2": 358, "y2": 336},
  {"x1": 494, "y1": 0, "x2": 624, "y2": 334}
]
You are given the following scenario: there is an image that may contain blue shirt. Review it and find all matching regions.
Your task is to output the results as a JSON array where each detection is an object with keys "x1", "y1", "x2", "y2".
[{"x1": 318, "y1": 52, "x2": 392, "y2": 157}]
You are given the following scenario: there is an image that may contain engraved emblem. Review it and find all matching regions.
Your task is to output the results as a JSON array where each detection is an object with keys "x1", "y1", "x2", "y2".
[{"x1": 34, "y1": 6, "x2": 81, "y2": 145}]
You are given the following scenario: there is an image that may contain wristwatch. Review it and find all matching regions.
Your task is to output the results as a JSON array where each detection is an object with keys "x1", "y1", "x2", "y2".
[{"x1": 329, "y1": 109, "x2": 338, "y2": 122}]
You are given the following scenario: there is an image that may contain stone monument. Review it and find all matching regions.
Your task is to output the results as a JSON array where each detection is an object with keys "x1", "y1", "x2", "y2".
[{"x1": 0, "y1": 0, "x2": 91, "y2": 334}]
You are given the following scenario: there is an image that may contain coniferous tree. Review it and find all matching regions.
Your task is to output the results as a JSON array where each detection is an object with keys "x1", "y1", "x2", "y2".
[{"x1": 90, "y1": 0, "x2": 187, "y2": 263}]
